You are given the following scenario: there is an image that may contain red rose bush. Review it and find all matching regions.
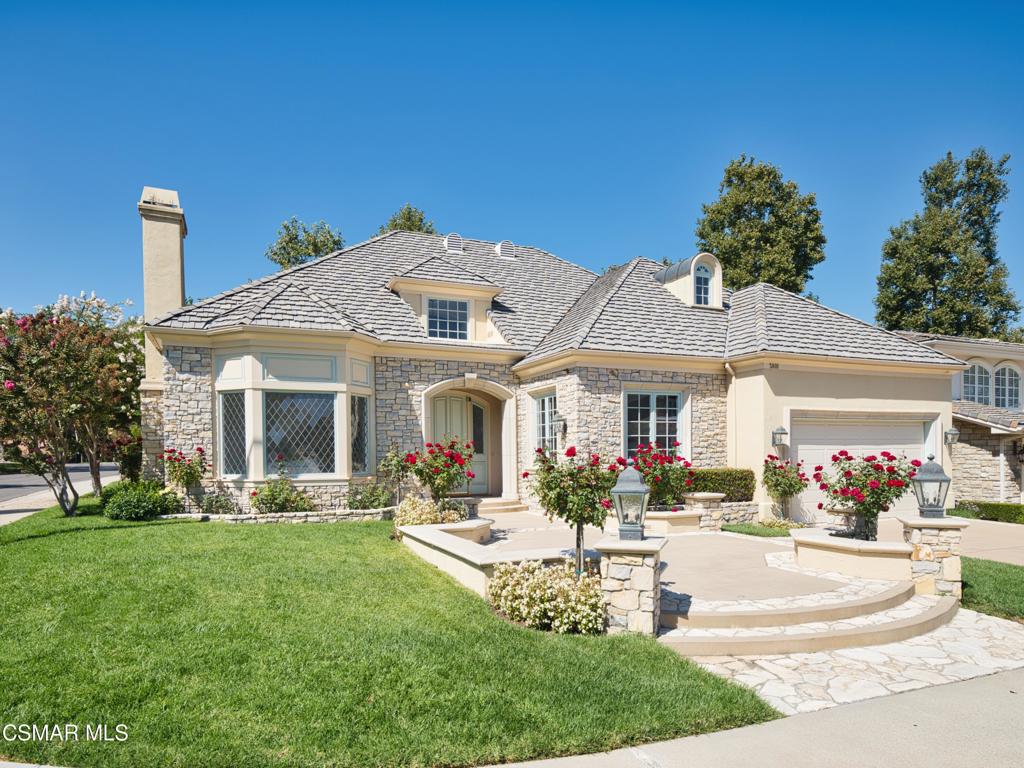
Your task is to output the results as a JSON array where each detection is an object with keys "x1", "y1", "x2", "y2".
[{"x1": 815, "y1": 450, "x2": 918, "y2": 540}]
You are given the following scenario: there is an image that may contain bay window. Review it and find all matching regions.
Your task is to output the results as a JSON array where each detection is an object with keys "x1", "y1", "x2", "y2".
[
  {"x1": 219, "y1": 391, "x2": 247, "y2": 476},
  {"x1": 351, "y1": 394, "x2": 370, "y2": 474},
  {"x1": 265, "y1": 392, "x2": 336, "y2": 475}
]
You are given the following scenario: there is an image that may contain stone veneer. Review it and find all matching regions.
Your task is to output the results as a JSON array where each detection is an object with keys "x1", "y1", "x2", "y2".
[
  {"x1": 597, "y1": 537, "x2": 665, "y2": 635},
  {"x1": 516, "y1": 365, "x2": 728, "y2": 503},
  {"x1": 902, "y1": 517, "x2": 969, "y2": 598},
  {"x1": 952, "y1": 420, "x2": 1022, "y2": 504}
]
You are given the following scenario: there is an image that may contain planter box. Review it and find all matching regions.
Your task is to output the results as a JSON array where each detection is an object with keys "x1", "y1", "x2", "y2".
[
  {"x1": 790, "y1": 527, "x2": 913, "y2": 581},
  {"x1": 645, "y1": 506, "x2": 702, "y2": 534}
]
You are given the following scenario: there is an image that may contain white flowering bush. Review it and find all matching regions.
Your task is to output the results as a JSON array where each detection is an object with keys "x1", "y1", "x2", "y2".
[
  {"x1": 488, "y1": 559, "x2": 605, "y2": 635},
  {"x1": 393, "y1": 496, "x2": 467, "y2": 532}
]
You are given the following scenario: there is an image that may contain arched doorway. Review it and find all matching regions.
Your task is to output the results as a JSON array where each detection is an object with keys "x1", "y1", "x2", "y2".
[{"x1": 431, "y1": 394, "x2": 489, "y2": 494}]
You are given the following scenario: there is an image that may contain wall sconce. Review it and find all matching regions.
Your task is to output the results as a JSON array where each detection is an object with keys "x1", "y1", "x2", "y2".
[
  {"x1": 771, "y1": 426, "x2": 788, "y2": 448},
  {"x1": 943, "y1": 427, "x2": 960, "y2": 446}
]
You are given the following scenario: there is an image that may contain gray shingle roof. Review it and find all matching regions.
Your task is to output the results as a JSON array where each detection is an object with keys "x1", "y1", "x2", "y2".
[
  {"x1": 398, "y1": 256, "x2": 497, "y2": 288},
  {"x1": 953, "y1": 400, "x2": 1024, "y2": 432},
  {"x1": 897, "y1": 331, "x2": 1024, "y2": 356},
  {"x1": 725, "y1": 284, "x2": 963, "y2": 366},
  {"x1": 152, "y1": 230, "x2": 595, "y2": 349},
  {"x1": 519, "y1": 258, "x2": 729, "y2": 365}
]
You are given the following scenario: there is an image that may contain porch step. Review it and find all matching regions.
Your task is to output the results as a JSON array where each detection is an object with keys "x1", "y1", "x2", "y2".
[
  {"x1": 658, "y1": 595, "x2": 958, "y2": 656},
  {"x1": 475, "y1": 498, "x2": 530, "y2": 515}
]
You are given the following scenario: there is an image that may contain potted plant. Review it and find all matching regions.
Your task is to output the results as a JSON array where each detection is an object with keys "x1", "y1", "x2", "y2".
[
  {"x1": 814, "y1": 450, "x2": 918, "y2": 540},
  {"x1": 761, "y1": 454, "x2": 809, "y2": 519},
  {"x1": 529, "y1": 446, "x2": 620, "y2": 575}
]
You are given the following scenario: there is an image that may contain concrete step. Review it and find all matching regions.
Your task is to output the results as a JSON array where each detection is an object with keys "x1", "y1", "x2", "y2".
[
  {"x1": 476, "y1": 499, "x2": 530, "y2": 514},
  {"x1": 661, "y1": 582, "x2": 917, "y2": 629},
  {"x1": 658, "y1": 595, "x2": 958, "y2": 656}
]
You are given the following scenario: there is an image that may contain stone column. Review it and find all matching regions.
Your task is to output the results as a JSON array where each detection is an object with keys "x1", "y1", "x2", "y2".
[
  {"x1": 900, "y1": 516, "x2": 970, "y2": 598},
  {"x1": 595, "y1": 537, "x2": 666, "y2": 635},
  {"x1": 682, "y1": 492, "x2": 727, "y2": 531}
]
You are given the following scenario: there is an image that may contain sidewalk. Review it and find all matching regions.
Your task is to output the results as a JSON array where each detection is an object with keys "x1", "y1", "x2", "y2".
[
  {"x1": 0, "y1": 473, "x2": 120, "y2": 527},
  {"x1": 494, "y1": 667, "x2": 1024, "y2": 768}
]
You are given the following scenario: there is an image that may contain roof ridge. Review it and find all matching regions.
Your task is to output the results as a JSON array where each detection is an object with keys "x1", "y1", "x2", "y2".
[
  {"x1": 289, "y1": 282, "x2": 374, "y2": 334},
  {"x1": 401, "y1": 253, "x2": 497, "y2": 286},
  {"x1": 576, "y1": 259, "x2": 643, "y2": 349},
  {"x1": 205, "y1": 281, "x2": 290, "y2": 328}
]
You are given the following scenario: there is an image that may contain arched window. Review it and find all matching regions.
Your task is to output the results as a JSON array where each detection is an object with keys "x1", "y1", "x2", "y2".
[
  {"x1": 694, "y1": 264, "x2": 712, "y2": 306},
  {"x1": 963, "y1": 364, "x2": 992, "y2": 405},
  {"x1": 995, "y1": 366, "x2": 1021, "y2": 409}
]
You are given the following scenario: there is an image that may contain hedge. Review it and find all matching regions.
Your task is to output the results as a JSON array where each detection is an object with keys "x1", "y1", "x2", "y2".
[
  {"x1": 955, "y1": 500, "x2": 1024, "y2": 525},
  {"x1": 683, "y1": 468, "x2": 756, "y2": 503}
]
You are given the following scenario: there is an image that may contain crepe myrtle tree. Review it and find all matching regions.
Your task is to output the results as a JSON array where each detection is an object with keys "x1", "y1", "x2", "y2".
[
  {"x1": 814, "y1": 450, "x2": 918, "y2": 540},
  {"x1": 529, "y1": 446, "x2": 622, "y2": 576},
  {"x1": 0, "y1": 296, "x2": 141, "y2": 515}
]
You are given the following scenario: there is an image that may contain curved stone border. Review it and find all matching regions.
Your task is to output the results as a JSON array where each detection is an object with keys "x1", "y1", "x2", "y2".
[{"x1": 159, "y1": 506, "x2": 397, "y2": 524}]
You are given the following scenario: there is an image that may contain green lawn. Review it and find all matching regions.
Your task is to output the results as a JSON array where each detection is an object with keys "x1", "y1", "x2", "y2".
[
  {"x1": 721, "y1": 522, "x2": 793, "y2": 538},
  {"x1": 962, "y1": 556, "x2": 1024, "y2": 623},
  {"x1": 0, "y1": 503, "x2": 776, "y2": 768},
  {"x1": 0, "y1": 460, "x2": 21, "y2": 474}
]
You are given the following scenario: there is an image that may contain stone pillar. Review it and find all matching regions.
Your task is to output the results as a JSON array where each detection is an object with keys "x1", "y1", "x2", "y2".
[
  {"x1": 595, "y1": 537, "x2": 666, "y2": 635},
  {"x1": 900, "y1": 516, "x2": 970, "y2": 598},
  {"x1": 682, "y1": 492, "x2": 727, "y2": 531}
]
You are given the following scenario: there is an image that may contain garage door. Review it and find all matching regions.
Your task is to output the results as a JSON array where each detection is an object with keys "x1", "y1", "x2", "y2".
[{"x1": 790, "y1": 418, "x2": 928, "y2": 523}]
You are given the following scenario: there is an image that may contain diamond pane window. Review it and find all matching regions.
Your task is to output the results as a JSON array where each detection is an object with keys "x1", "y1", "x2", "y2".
[
  {"x1": 626, "y1": 392, "x2": 681, "y2": 456},
  {"x1": 351, "y1": 395, "x2": 370, "y2": 474},
  {"x1": 219, "y1": 392, "x2": 246, "y2": 476},
  {"x1": 995, "y1": 367, "x2": 1020, "y2": 409},
  {"x1": 427, "y1": 298, "x2": 469, "y2": 340},
  {"x1": 265, "y1": 392, "x2": 335, "y2": 475}
]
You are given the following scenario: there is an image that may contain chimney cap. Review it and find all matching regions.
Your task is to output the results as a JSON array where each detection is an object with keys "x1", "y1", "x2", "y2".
[{"x1": 138, "y1": 186, "x2": 186, "y2": 235}]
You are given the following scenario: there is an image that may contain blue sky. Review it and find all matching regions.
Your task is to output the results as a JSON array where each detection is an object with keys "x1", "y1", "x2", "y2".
[{"x1": 2, "y1": 1, "x2": 1022, "y2": 324}]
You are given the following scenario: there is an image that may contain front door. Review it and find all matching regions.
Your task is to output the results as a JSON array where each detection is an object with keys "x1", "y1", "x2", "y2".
[{"x1": 432, "y1": 395, "x2": 489, "y2": 494}]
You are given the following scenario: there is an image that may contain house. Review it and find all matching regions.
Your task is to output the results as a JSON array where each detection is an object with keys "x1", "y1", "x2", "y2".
[
  {"x1": 898, "y1": 332, "x2": 1024, "y2": 504},
  {"x1": 138, "y1": 187, "x2": 964, "y2": 520}
]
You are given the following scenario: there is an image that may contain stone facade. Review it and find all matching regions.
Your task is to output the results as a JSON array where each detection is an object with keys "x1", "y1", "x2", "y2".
[
  {"x1": 902, "y1": 518, "x2": 969, "y2": 598},
  {"x1": 951, "y1": 420, "x2": 1022, "y2": 504},
  {"x1": 684, "y1": 496, "x2": 759, "y2": 530},
  {"x1": 597, "y1": 537, "x2": 665, "y2": 635}
]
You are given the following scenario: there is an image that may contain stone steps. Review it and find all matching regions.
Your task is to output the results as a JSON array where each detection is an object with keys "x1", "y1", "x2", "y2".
[
  {"x1": 658, "y1": 594, "x2": 958, "y2": 656},
  {"x1": 475, "y1": 498, "x2": 530, "y2": 515}
]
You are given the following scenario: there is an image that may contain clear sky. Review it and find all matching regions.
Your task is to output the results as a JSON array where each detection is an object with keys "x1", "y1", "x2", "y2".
[{"x1": 2, "y1": 1, "x2": 1021, "y2": 323}]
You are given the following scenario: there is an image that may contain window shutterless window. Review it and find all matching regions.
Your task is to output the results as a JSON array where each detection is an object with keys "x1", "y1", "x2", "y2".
[
  {"x1": 219, "y1": 391, "x2": 246, "y2": 476},
  {"x1": 995, "y1": 367, "x2": 1021, "y2": 409},
  {"x1": 427, "y1": 298, "x2": 469, "y2": 340},
  {"x1": 264, "y1": 392, "x2": 336, "y2": 475},
  {"x1": 535, "y1": 393, "x2": 558, "y2": 451},
  {"x1": 963, "y1": 364, "x2": 991, "y2": 405},
  {"x1": 694, "y1": 264, "x2": 711, "y2": 306},
  {"x1": 625, "y1": 392, "x2": 681, "y2": 456},
  {"x1": 350, "y1": 394, "x2": 370, "y2": 474}
]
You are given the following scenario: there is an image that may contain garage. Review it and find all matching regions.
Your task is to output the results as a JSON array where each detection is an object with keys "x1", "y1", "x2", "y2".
[{"x1": 789, "y1": 416, "x2": 933, "y2": 522}]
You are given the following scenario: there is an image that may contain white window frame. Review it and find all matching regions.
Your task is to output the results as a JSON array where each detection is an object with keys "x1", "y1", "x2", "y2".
[
  {"x1": 534, "y1": 391, "x2": 558, "y2": 451},
  {"x1": 694, "y1": 263, "x2": 712, "y2": 306},
  {"x1": 962, "y1": 360, "x2": 993, "y2": 406},
  {"x1": 994, "y1": 363, "x2": 1022, "y2": 410},
  {"x1": 622, "y1": 389, "x2": 687, "y2": 457},
  {"x1": 426, "y1": 296, "x2": 471, "y2": 341},
  {"x1": 217, "y1": 389, "x2": 247, "y2": 478}
]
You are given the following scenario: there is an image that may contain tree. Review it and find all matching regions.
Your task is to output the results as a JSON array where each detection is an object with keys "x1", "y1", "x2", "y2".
[
  {"x1": 695, "y1": 155, "x2": 826, "y2": 293},
  {"x1": 378, "y1": 203, "x2": 437, "y2": 235},
  {"x1": 0, "y1": 296, "x2": 140, "y2": 514},
  {"x1": 265, "y1": 217, "x2": 343, "y2": 270},
  {"x1": 875, "y1": 148, "x2": 1020, "y2": 338}
]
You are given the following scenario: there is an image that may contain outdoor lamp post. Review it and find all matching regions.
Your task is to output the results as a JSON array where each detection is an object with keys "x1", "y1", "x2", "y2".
[
  {"x1": 611, "y1": 459, "x2": 650, "y2": 541},
  {"x1": 911, "y1": 454, "x2": 952, "y2": 518},
  {"x1": 944, "y1": 426, "x2": 960, "y2": 445},
  {"x1": 771, "y1": 426, "x2": 788, "y2": 448}
]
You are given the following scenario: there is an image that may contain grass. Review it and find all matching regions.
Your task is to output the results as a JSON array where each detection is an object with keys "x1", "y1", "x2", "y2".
[
  {"x1": 721, "y1": 522, "x2": 794, "y2": 538},
  {"x1": 0, "y1": 503, "x2": 776, "y2": 768},
  {"x1": 0, "y1": 461, "x2": 21, "y2": 474},
  {"x1": 962, "y1": 556, "x2": 1024, "y2": 623}
]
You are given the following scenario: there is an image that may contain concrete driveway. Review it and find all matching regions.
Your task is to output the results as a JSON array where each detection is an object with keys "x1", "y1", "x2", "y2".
[
  {"x1": 0, "y1": 463, "x2": 120, "y2": 526},
  {"x1": 951, "y1": 515, "x2": 1024, "y2": 566}
]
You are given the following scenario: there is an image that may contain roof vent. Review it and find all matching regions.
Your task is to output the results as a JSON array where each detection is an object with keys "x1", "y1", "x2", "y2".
[
  {"x1": 444, "y1": 232, "x2": 463, "y2": 256},
  {"x1": 495, "y1": 240, "x2": 516, "y2": 259}
]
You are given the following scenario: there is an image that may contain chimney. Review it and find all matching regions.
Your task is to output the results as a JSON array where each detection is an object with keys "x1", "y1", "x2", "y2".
[{"x1": 139, "y1": 186, "x2": 187, "y2": 386}]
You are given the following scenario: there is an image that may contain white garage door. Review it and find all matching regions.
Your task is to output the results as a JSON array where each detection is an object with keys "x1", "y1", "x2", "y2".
[{"x1": 790, "y1": 418, "x2": 929, "y2": 523}]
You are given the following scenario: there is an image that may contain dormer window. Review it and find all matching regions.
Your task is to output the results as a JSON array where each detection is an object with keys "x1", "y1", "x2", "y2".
[
  {"x1": 694, "y1": 264, "x2": 711, "y2": 306},
  {"x1": 427, "y1": 297, "x2": 469, "y2": 340}
]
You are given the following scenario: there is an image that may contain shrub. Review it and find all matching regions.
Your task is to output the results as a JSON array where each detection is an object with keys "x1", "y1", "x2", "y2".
[
  {"x1": 100, "y1": 479, "x2": 164, "y2": 509},
  {"x1": 403, "y1": 438, "x2": 475, "y2": 502},
  {"x1": 104, "y1": 483, "x2": 181, "y2": 520},
  {"x1": 488, "y1": 559, "x2": 604, "y2": 635},
  {"x1": 376, "y1": 445, "x2": 411, "y2": 503},
  {"x1": 250, "y1": 456, "x2": 315, "y2": 515},
  {"x1": 158, "y1": 446, "x2": 208, "y2": 491},
  {"x1": 815, "y1": 450, "x2": 917, "y2": 540},
  {"x1": 201, "y1": 493, "x2": 239, "y2": 515},
  {"x1": 761, "y1": 455, "x2": 809, "y2": 514},
  {"x1": 955, "y1": 500, "x2": 1024, "y2": 524},
  {"x1": 682, "y1": 468, "x2": 756, "y2": 502},
  {"x1": 633, "y1": 443, "x2": 689, "y2": 506},
  {"x1": 347, "y1": 483, "x2": 394, "y2": 510},
  {"x1": 393, "y1": 496, "x2": 467, "y2": 528}
]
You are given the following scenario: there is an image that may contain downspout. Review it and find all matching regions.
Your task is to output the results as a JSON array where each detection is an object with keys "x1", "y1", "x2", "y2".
[{"x1": 724, "y1": 362, "x2": 736, "y2": 467}]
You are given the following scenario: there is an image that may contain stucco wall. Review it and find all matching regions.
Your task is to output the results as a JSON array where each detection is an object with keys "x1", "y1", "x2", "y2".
[{"x1": 951, "y1": 420, "x2": 1022, "y2": 503}]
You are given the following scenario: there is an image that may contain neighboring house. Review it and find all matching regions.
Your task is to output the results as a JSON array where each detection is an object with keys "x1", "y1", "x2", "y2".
[
  {"x1": 138, "y1": 187, "x2": 964, "y2": 520},
  {"x1": 899, "y1": 332, "x2": 1024, "y2": 504}
]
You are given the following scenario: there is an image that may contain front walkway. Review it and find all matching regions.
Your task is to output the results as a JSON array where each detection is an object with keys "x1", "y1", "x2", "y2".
[{"x1": 492, "y1": 666, "x2": 1024, "y2": 768}]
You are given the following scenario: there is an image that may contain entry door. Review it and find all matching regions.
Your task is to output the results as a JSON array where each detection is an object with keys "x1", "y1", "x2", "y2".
[
  {"x1": 790, "y1": 418, "x2": 928, "y2": 523},
  {"x1": 432, "y1": 396, "x2": 488, "y2": 494}
]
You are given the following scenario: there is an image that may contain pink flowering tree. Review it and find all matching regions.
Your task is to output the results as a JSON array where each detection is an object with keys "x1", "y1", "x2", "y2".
[
  {"x1": 0, "y1": 296, "x2": 141, "y2": 515},
  {"x1": 814, "y1": 450, "x2": 919, "y2": 540},
  {"x1": 530, "y1": 445, "x2": 621, "y2": 576},
  {"x1": 403, "y1": 438, "x2": 475, "y2": 505}
]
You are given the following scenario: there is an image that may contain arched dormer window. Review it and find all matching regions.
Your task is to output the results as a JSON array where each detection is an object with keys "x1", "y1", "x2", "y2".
[
  {"x1": 995, "y1": 365, "x2": 1021, "y2": 409},
  {"x1": 963, "y1": 363, "x2": 992, "y2": 405},
  {"x1": 694, "y1": 264, "x2": 711, "y2": 306}
]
